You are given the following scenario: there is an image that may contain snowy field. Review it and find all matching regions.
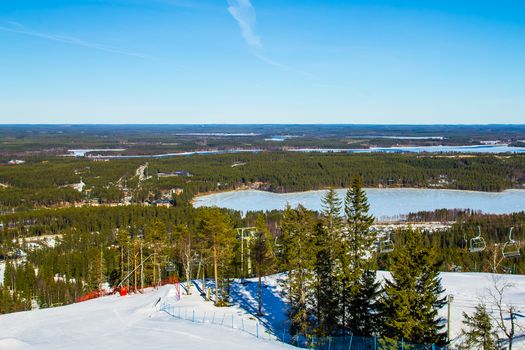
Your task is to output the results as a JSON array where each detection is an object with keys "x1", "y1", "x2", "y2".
[
  {"x1": 1, "y1": 272, "x2": 524, "y2": 349},
  {"x1": 0, "y1": 283, "x2": 292, "y2": 350},
  {"x1": 385, "y1": 272, "x2": 525, "y2": 348}
]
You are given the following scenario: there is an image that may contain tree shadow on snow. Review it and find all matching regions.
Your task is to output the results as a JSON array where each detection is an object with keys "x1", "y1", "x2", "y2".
[{"x1": 229, "y1": 277, "x2": 290, "y2": 337}]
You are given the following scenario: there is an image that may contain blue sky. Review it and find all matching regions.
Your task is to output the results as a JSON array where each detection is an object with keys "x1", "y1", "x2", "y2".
[{"x1": 1, "y1": 0, "x2": 524, "y2": 124}]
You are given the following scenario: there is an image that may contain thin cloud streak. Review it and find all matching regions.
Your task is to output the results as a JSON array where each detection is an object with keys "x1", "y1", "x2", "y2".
[
  {"x1": 0, "y1": 22, "x2": 150, "y2": 59},
  {"x1": 251, "y1": 51, "x2": 314, "y2": 78},
  {"x1": 226, "y1": 0, "x2": 313, "y2": 78},
  {"x1": 227, "y1": 0, "x2": 261, "y2": 47}
]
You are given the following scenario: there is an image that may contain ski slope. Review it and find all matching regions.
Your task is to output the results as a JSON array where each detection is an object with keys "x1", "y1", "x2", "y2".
[
  {"x1": 1, "y1": 272, "x2": 524, "y2": 349},
  {"x1": 0, "y1": 284, "x2": 292, "y2": 350}
]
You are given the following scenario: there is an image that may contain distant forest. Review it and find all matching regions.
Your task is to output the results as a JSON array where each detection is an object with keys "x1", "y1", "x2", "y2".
[
  {"x1": 1, "y1": 124, "x2": 525, "y2": 157},
  {"x1": 2, "y1": 200, "x2": 524, "y2": 318},
  {"x1": 0, "y1": 153, "x2": 524, "y2": 209}
]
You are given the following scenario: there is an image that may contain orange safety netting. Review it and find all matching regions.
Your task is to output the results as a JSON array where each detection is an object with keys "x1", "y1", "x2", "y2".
[{"x1": 75, "y1": 276, "x2": 180, "y2": 303}]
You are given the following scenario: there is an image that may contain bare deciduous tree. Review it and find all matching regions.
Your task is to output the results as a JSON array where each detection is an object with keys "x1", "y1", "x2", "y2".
[{"x1": 488, "y1": 276, "x2": 523, "y2": 350}]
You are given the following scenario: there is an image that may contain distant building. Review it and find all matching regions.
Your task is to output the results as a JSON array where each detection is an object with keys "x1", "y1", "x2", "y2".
[
  {"x1": 160, "y1": 188, "x2": 184, "y2": 198},
  {"x1": 7, "y1": 159, "x2": 25, "y2": 165},
  {"x1": 152, "y1": 199, "x2": 174, "y2": 208},
  {"x1": 157, "y1": 170, "x2": 192, "y2": 178}
]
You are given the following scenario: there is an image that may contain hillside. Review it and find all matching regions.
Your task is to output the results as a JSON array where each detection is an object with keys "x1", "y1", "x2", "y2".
[
  {"x1": 0, "y1": 283, "x2": 291, "y2": 350},
  {"x1": 1, "y1": 272, "x2": 525, "y2": 349}
]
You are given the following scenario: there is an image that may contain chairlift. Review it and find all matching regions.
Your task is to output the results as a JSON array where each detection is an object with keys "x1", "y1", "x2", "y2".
[
  {"x1": 469, "y1": 226, "x2": 486, "y2": 253},
  {"x1": 379, "y1": 232, "x2": 394, "y2": 254},
  {"x1": 165, "y1": 261, "x2": 177, "y2": 272},
  {"x1": 502, "y1": 227, "x2": 520, "y2": 258},
  {"x1": 273, "y1": 236, "x2": 283, "y2": 257}
]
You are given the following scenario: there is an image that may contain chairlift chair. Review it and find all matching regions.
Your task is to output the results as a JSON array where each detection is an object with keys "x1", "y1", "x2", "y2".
[
  {"x1": 379, "y1": 233, "x2": 394, "y2": 254},
  {"x1": 469, "y1": 226, "x2": 486, "y2": 253},
  {"x1": 502, "y1": 227, "x2": 520, "y2": 258},
  {"x1": 165, "y1": 261, "x2": 177, "y2": 272},
  {"x1": 273, "y1": 236, "x2": 283, "y2": 256}
]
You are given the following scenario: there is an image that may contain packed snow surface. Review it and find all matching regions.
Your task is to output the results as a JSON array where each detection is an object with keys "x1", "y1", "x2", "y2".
[
  {"x1": 1, "y1": 272, "x2": 524, "y2": 349},
  {"x1": 0, "y1": 284, "x2": 292, "y2": 350}
]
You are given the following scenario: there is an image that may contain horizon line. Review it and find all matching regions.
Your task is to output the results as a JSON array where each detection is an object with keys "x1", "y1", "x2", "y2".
[{"x1": 1, "y1": 123, "x2": 525, "y2": 126}]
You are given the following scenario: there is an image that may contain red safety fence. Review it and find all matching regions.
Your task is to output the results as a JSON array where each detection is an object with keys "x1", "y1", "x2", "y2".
[
  {"x1": 76, "y1": 290, "x2": 111, "y2": 303},
  {"x1": 75, "y1": 276, "x2": 181, "y2": 303}
]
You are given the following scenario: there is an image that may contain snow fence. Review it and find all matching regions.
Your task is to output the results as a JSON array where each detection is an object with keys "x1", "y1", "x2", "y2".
[{"x1": 159, "y1": 303, "x2": 445, "y2": 350}]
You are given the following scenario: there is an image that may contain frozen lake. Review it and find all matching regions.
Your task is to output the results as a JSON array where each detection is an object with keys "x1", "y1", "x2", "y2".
[
  {"x1": 70, "y1": 144, "x2": 525, "y2": 158},
  {"x1": 193, "y1": 188, "x2": 525, "y2": 219},
  {"x1": 67, "y1": 149, "x2": 126, "y2": 157},
  {"x1": 291, "y1": 145, "x2": 525, "y2": 154}
]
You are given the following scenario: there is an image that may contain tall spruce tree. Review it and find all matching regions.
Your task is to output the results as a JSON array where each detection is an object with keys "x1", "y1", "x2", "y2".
[
  {"x1": 196, "y1": 207, "x2": 236, "y2": 305},
  {"x1": 351, "y1": 269, "x2": 382, "y2": 336},
  {"x1": 281, "y1": 204, "x2": 317, "y2": 339},
  {"x1": 459, "y1": 303, "x2": 500, "y2": 350},
  {"x1": 146, "y1": 219, "x2": 169, "y2": 286},
  {"x1": 414, "y1": 245, "x2": 447, "y2": 344},
  {"x1": 251, "y1": 215, "x2": 276, "y2": 315},
  {"x1": 380, "y1": 228, "x2": 446, "y2": 345},
  {"x1": 341, "y1": 177, "x2": 378, "y2": 335},
  {"x1": 314, "y1": 189, "x2": 343, "y2": 336}
]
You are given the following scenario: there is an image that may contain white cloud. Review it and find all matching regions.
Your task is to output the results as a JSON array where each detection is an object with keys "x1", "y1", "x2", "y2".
[
  {"x1": 227, "y1": 0, "x2": 261, "y2": 47},
  {"x1": 226, "y1": 1, "x2": 313, "y2": 78}
]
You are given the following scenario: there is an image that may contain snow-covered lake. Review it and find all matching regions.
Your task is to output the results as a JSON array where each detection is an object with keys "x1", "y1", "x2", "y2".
[
  {"x1": 291, "y1": 145, "x2": 525, "y2": 154},
  {"x1": 193, "y1": 188, "x2": 525, "y2": 219},
  {"x1": 67, "y1": 149, "x2": 126, "y2": 157},
  {"x1": 70, "y1": 144, "x2": 525, "y2": 159}
]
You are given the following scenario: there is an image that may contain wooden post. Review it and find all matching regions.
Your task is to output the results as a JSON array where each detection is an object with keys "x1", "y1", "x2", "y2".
[{"x1": 447, "y1": 294, "x2": 454, "y2": 344}]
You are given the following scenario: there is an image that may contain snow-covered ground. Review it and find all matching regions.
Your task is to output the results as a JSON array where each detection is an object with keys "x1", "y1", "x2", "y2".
[
  {"x1": 0, "y1": 284, "x2": 292, "y2": 350},
  {"x1": 434, "y1": 272, "x2": 525, "y2": 348},
  {"x1": 232, "y1": 272, "x2": 525, "y2": 348},
  {"x1": 1, "y1": 272, "x2": 524, "y2": 349}
]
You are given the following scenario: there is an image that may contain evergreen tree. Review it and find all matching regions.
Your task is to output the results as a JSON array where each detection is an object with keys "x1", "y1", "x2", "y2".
[
  {"x1": 281, "y1": 204, "x2": 317, "y2": 339},
  {"x1": 344, "y1": 177, "x2": 375, "y2": 268},
  {"x1": 4, "y1": 260, "x2": 15, "y2": 290},
  {"x1": 196, "y1": 207, "x2": 236, "y2": 305},
  {"x1": 174, "y1": 224, "x2": 198, "y2": 295},
  {"x1": 459, "y1": 303, "x2": 500, "y2": 350},
  {"x1": 314, "y1": 189, "x2": 343, "y2": 336},
  {"x1": 0, "y1": 286, "x2": 30, "y2": 313},
  {"x1": 380, "y1": 228, "x2": 446, "y2": 346},
  {"x1": 251, "y1": 215, "x2": 276, "y2": 315},
  {"x1": 146, "y1": 219, "x2": 168, "y2": 286},
  {"x1": 341, "y1": 177, "x2": 377, "y2": 335},
  {"x1": 414, "y1": 246, "x2": 447, "y2": 344},
  {"x1": 117, "y1": 228, "x2": 130, "y2": 285},
  {"x1": 350, "y1": 269, "x2": 382, "y2": 336},
  {"x1": 86, "y1": 247, "x2": 106, "y2": 291}
]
